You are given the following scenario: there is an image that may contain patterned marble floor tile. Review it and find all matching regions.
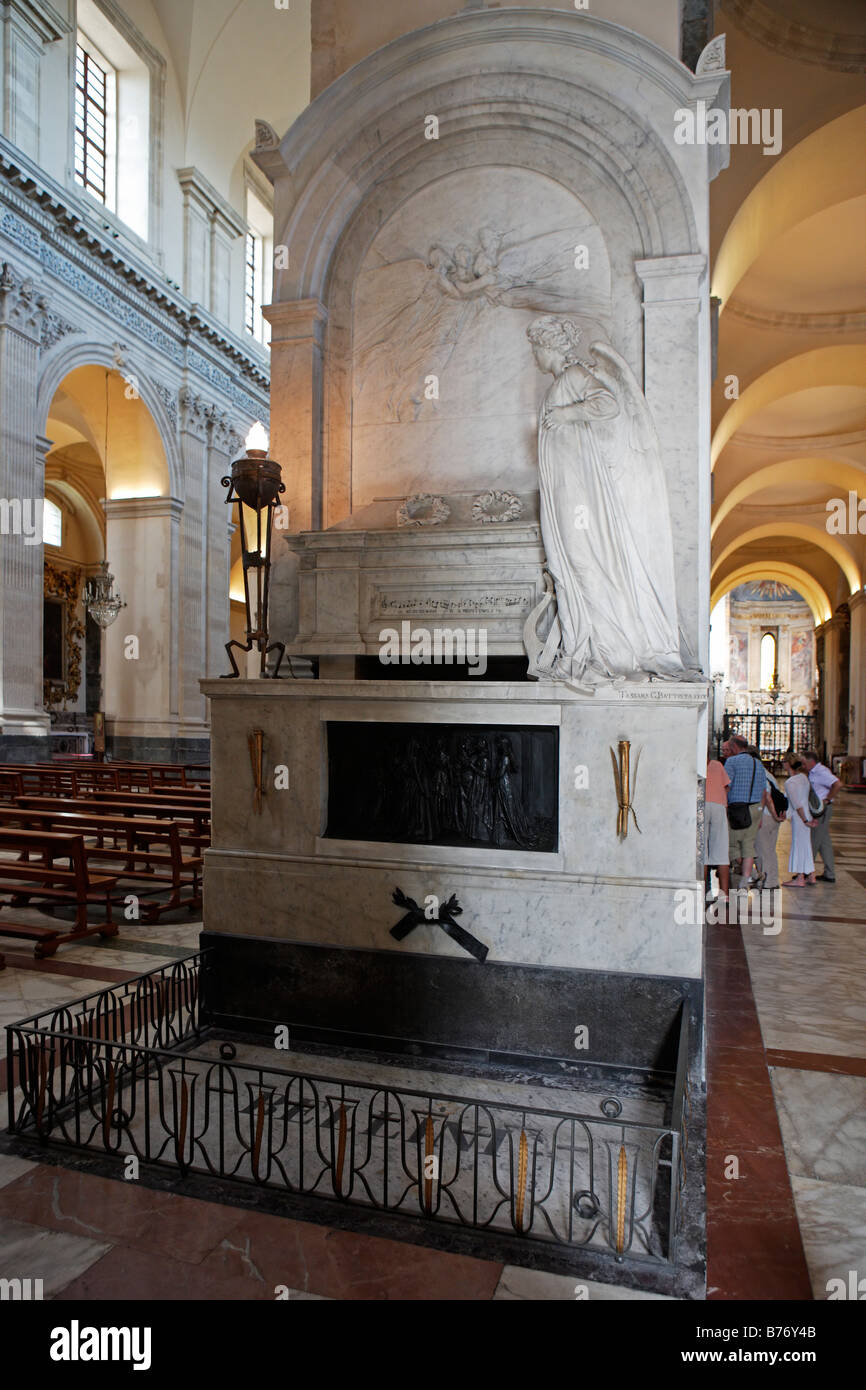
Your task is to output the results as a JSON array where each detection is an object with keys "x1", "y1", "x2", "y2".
[
  {"x1": 492, "y1": 1264, "x2": 675, "y2": 1299},
  {"x1": 789, "y1": 1176, "x2": 866, "y2": 1301},
  {"x1": 0, "y1": 1152, "x2": 36, "y2": 1190},
  {"x1": 770, "y1": 1070, "x2": 866, "y2": 1186},
  {"x1": 0, "y1": 1214, "x2": 111, "y2": 1297}
]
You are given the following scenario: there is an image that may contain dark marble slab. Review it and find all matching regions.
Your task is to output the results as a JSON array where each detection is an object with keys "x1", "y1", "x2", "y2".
[{"x1": 198, "y1": 934, "x2": 703, "y2": 1077}]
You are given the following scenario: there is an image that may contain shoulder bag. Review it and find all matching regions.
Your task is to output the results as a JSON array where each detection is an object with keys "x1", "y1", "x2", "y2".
[{"x1": 727, "y1": 756, "x2": 757, "y2": 830}]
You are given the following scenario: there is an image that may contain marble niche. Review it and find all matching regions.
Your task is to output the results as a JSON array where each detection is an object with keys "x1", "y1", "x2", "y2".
[{"x1": 203, "y1": 8, "x2": 729, "y2": 1117}]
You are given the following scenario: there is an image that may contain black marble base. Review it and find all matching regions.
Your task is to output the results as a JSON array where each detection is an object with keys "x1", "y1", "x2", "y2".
[
  {"x1": 107, "y1": 736, "x2": 211, "y2": 764},
  {"x1": 0, "y1": 734, "x2": 50, "y2": 763},
  {"x1": 199, "y1": 935, "x2": 702, "y2": 1077}
]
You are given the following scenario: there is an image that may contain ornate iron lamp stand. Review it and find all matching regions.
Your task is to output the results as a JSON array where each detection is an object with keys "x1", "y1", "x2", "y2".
[{"x1": 222, "y1": 423, "x2": 286, "y2": 678}]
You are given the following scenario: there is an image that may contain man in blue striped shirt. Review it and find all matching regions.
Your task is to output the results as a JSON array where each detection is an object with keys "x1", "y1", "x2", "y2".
[{"x1": 722, "y1": 735, "x2": 768, "y2": 888}]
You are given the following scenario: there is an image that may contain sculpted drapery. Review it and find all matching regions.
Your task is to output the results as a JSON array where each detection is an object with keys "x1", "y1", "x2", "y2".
[{"x1": 524, "y1": 316, "x2": 698, "y2": 687}]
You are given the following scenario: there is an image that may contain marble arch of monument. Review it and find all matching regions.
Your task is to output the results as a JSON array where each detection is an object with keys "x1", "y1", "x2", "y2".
[{"x1": 258, "y1": 8, "x2": 729, "y2": 665}]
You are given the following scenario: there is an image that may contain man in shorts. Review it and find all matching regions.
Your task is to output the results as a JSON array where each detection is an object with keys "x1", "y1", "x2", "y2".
[{"x1": 722, "y1": 734, "x2": 768, "y2": 889}]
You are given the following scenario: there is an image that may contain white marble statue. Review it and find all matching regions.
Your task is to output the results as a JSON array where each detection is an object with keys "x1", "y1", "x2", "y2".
[{"x1": 524, "y1": 315, "x2": 699, "y2": 687}]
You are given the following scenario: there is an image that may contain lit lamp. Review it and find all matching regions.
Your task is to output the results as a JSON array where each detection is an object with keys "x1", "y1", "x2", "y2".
[
  {"x1": 222, "y1": 421, "x2": 286, "y2": 678},
  {"x1": 767, "y1": 670, "x2": 784, "y2": 705},
  {"x1": 85, "y1": 560, "x2": 126, "y2": 629}
]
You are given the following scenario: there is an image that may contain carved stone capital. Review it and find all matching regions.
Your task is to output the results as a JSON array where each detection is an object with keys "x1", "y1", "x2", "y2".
[
  {"x1": 40, "y1": 309, "x2": 80, "y2": 351},
  {"x1": 178, "y1": 386, "x2": 212, "y2": 439},
  {"x1": 0, "y1": 261, "x2": 48, "y2": 340}
]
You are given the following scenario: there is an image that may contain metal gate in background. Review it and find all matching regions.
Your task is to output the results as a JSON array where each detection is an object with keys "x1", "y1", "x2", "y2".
[{"x1": 717, "y1": 712, "x2": 820, "y2": 762}]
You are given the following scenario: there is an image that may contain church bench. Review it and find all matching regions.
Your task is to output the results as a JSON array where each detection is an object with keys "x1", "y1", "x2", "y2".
[
  {"x1": 0, "y1": 827, "x2": 119, "y2": 957},
  {"x1": 15, "y1": 796, "x2": 210, "y2": 855},
  {"x1": 0, "y1": 810, "x2": 202, "y2": 920},
  {"x1": 0, "y1": 770, "x2": 24, "y2": 801}
]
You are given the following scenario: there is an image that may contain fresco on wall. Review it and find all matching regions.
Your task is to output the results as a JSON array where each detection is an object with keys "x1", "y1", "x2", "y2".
[
  {"x1": 790, "y1": 628, "x2": 815, "y2": 694},
  {"x1": 729, "y1": 630, "x2": 748, "y2": 690},
  {"x1": 730, "y1": 581, "x2": 802, "y2": 603}
]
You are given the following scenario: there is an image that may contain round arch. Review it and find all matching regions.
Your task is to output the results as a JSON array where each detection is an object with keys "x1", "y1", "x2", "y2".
[
  {"x1": 712, "y1": 104, "x2": 866, "y2": 311},
  {"x1": 711, "y1": 344, "x2": 866, "y2": 469},
  {"x1": 712, "y1": 456, "x2": 866, "y2": 537},
  {"x1": 268, "y1": 7, "x2": 705, "y2": 306},
  {"x1": 37, "y1": 339, "x2": 182, "y2": 503},
  {"x1": 711, "y1": 564, "x2": 831, "y2": 627},
  {"x1": 711, "y1": 522, "x2": 861, "y2": 595}
]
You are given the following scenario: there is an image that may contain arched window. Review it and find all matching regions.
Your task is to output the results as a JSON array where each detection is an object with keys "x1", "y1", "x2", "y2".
[
  {"x1": 42, "y1": 499, "x2": 62, "y2": 548},
  {"x1": 760, "y1": 632, "x2": 777, "y2": 689}
]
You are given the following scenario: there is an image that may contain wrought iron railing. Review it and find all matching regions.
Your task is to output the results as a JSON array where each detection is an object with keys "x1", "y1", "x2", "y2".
[
  {"x1": 5, "y1": 953, "x2": 690, "y2": 1267},
  {"x1": 718, "y1": 711, "x2": 819, "y2": 762}
]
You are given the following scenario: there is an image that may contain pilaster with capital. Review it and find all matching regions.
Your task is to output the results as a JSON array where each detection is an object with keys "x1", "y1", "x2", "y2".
[
  {"x1": 0, "y1": 261, "x2": 49, "y2": 736},
  {"x1": 634, "y1": 255, "x2": 710, "y2": 673},
  {"x1": 847, "y1": 590, "x2": 866, "y2": 760},
  {"x1": 177, "y1": 388, "x2": 211, "y2": 724},
  {"x1": 204, "y1": 408, "x2": 240, "y2": 680}
]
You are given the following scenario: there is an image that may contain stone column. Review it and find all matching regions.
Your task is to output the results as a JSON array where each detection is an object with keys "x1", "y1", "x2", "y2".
[
  {"x1": 178, "y1": 389, "x2": 210, "y2": 727},
  {"x1": 817, "y1": 615, "x2": 845, "y2": 758},
  {"x1": 634, "y1": 255, "x2": 709, "y2": 672},
  {"x1": 102, "y1": 497, "x2": 182, "y2": 755},
  {"x1": 0, "y1": 261, "x2": 49, "y2": 750},
  {"x1": 262, "y1": 299, "x2": 327, "y2": 532},
  {"x1": 204, "y1": 413, "x2": 238, "y2": 679},
  {"x1": 847, "y1": 590, "x2": 866, "y2": 762}
]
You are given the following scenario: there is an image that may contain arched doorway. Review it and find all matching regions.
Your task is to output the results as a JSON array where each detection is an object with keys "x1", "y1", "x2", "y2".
[{"x1": 42, "y1": 363, "x2": 173, "y2": 753}]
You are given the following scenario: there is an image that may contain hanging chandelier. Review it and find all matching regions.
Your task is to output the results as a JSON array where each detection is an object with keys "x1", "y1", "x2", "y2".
[
  {"x1": 85, "y1": 372, "x2": 127, "y2": 628},
  {"x1": 85, "y1": 560, "x2": 126, "y2": 628}
]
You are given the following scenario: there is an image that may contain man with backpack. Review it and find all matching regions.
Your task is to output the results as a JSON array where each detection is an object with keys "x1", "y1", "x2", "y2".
[{"x1": 802, "y1": 749, "x2": 842, "y2": 884}]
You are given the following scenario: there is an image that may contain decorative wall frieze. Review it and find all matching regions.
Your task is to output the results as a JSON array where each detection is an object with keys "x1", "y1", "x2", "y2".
[{"x1": 0, "y1": 259, "x2": 47, "y2": 338}]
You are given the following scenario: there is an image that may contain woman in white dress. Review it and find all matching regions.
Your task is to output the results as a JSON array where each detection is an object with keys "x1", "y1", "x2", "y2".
[{"x1": 782, "y1": 756, "x2": 817, "y2": 886}]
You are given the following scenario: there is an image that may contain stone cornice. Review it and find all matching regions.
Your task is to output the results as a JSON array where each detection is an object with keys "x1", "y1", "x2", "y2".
[
  {"x1": 725, "y1": 0, "x2": 866, "y2": 72},
  {"x1": 0, "y1": 136, "x2": 268, "y2": 392},
  {"x1": 103, "y1": 496, "x2": 184, "y2": 522},
  {"x1": 177, "y1": 167, "x2": 247, "y2": 240},
  {"x1": 729, "y1": 428, "x2": 866, "y2": 452},
  {"x1": 0, "y1": 0, "x2": 71, "y2": 45},
  {"x1": 726, "y1": 298, "x2": 866, "y2": 334}
]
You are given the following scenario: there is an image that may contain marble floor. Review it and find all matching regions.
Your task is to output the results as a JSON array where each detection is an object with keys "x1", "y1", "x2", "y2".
[
  {"x1": 0, "y1": 793, "x2": 863, "y2": 1299},
  {"x1": 718, "y1": 791, "x2": 866, "y2": 1300}
]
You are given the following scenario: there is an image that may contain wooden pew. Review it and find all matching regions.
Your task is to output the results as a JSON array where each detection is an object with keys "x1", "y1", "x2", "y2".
[
  {"x1": 0, "y1": 770, "x2": 24, "y2": 801},
  {"x1": 17, "y1": 796, "x2": 211, "y2": 854},
  {"x1": 0, "y1": 807, "x2": 202, "y2": 919},
  {"x1": 0, "y1": 827, "x2": 119, "y2": 957}
]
